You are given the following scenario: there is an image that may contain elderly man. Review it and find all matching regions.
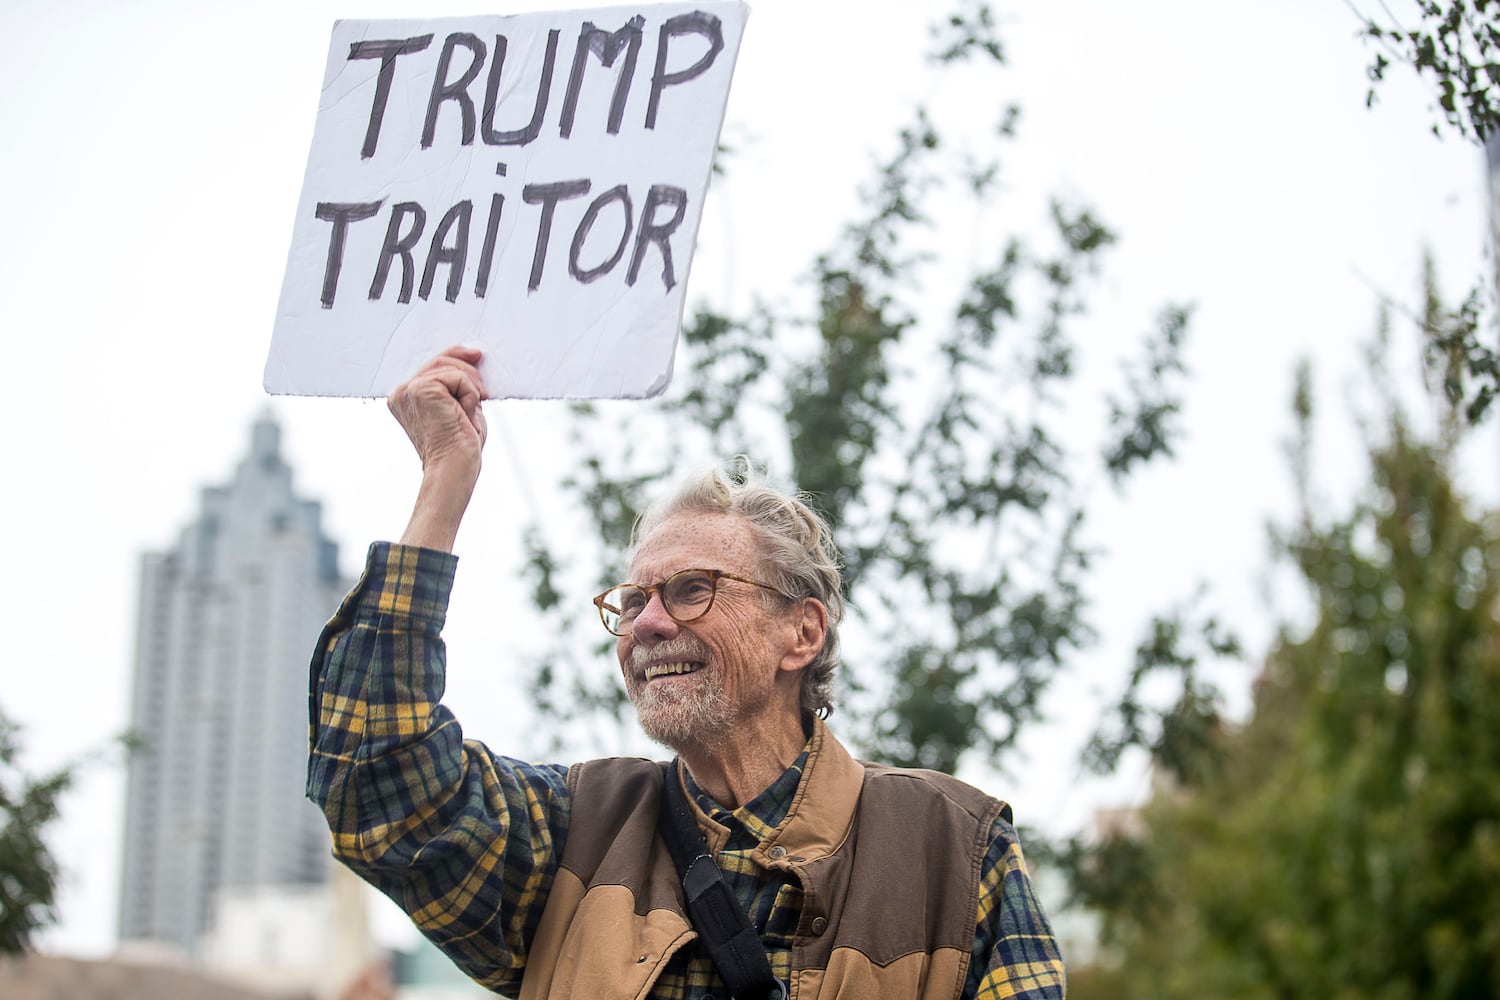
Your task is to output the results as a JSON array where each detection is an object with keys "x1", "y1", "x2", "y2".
[{"x1": 307, "y1": 346, "x2": 1066, "y2": 999}]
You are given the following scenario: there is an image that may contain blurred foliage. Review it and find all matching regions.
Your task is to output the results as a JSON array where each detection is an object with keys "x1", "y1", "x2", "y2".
[
  {"x1": 0, "y1": 707, "x2": 74, "y2": 954},
  {"x1": 0, "y1": 710, "x2": 134, "y2": 954},
  {"x1": 1355, "y1": 0, "x2": 1500, "y2": 143},
  {"x1": 1417, "y1": 256, "x2": 1500, "y2": 426},
  {"x1": 1060, "y1": 278, "x2": 1500, "y2": 997},
  {"x1": 1351, "y1": 4, "x2": 1500, "y2": 425},
  {"x1": 519, "y1": 2, "x2": 1200, "y2": 773}
]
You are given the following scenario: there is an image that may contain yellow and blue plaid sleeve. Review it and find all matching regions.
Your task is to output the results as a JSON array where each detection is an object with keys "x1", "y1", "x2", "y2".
[
  {"x1": 967, "y1": 816, "x2": 1066, "y2": 999},
  {"x1": 307, "y1": 542, "x2": 569, "y2": 996}
]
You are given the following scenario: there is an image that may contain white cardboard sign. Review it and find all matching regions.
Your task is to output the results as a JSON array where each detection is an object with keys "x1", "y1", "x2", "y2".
[{"x1": 265, "y1": 3, "x2": 748, "y2": 399}]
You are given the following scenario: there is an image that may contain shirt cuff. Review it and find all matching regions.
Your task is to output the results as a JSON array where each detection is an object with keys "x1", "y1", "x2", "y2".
[{"x1": 347, "y1": 540, "x2": 460, "y2": 630}]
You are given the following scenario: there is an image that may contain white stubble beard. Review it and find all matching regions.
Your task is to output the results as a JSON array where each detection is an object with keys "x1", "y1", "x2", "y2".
[{"x1": 626, "y1": 636, "x2": 734, "y2": 753}]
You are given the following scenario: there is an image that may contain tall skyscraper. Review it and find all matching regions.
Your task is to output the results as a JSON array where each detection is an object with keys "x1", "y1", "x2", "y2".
[{"x1": 118, "y1": 413, "x2": 350, "y2": 956}]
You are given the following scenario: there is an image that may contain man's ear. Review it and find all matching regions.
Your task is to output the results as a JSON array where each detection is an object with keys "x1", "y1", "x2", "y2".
[{"x1": 780, "y1": 598, "x2": 829, "y2": 673}]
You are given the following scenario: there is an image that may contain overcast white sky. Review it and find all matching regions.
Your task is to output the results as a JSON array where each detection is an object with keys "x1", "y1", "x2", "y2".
[{"x1": 2, "y1": 0, "x2": 1495, "y2": 958}]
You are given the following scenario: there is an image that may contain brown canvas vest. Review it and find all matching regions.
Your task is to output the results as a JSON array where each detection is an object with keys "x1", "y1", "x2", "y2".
[{"x1": 518, "y1": 721, "x2": 1006, "y2": 1000}]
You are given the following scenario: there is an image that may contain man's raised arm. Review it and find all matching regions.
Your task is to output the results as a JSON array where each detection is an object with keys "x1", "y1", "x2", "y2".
[{"x1": 304, "y1": 345, "x2": 571, "y2": 993}]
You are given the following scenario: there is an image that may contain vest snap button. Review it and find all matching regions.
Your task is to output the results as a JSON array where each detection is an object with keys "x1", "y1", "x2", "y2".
[
  {"x1": 768, "y1": 846, "x2": 787, "y2": 860},
  {"x1": 810, "y1": 916, "x2": 828, "y2": 935}
]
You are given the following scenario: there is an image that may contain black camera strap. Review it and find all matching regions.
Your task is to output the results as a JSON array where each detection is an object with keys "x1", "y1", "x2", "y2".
[{"x1": 658, "y1": 760, "x2": 788, "y2": 1000}]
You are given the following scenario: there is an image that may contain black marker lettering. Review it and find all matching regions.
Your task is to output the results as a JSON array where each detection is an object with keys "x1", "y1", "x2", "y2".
[
  {"x1": 559, "y1": 17, "x2": 644, "y2": 138},
  {"x1": 420, "y1": 201, "x2": 473, "y2": 302},
  {"x1": 646, "y1": 13, "x2": 723, "y2": 129},
  {"x1": 369, "y1": 202, "x2": 427, "y2": 303},
  {"x1": 522, "y1": 179, "x2": 591, "y2": 291},
  {"x1": 348, "y1": 35, "x2": 434, "y2": 159},
  {"x1": 569, "y1": 185, "x2": 633, "y2": 283},
  {"x1": 481, "y1": 30, "x2": 560, "y2": 147},
  {"x1": 628, "y1": 185, "x2": 687, "y2": 291},
  {"x1": 422, "y1": 33, "x2": 486, "y2": 149},
  {"x1": 314, "y1": 200, "x2": 383, "y2": 307},
  {"x1": 474, "y1": 193, "x2": 506, "y2": 299}
]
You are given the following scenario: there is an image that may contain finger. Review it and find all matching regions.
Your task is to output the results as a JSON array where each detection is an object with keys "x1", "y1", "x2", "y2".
[
  {"x1": 435, "y1": 343, "x2": 483, "y2": 364},
  {"x1": 423, "y1": 366, "x2": 485, "y2": 412},
  {"x1": 426, "y1": 345, "x2": 485, "y2": 379},
  {"x1": 421, "y1": 354, "x2": 489, "y2": 402}
]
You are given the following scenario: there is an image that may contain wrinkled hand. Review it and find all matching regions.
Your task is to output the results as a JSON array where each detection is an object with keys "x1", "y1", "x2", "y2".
[
  {"x1": 388, "y1": 344, "x2": 489, "y2": 477},
  {"x1": 389, "y1": 345, "x2": 490, "y2": 551}
]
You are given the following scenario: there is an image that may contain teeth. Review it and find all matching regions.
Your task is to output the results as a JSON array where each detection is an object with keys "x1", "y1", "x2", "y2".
[{"x1": 645, "y1": 662, "x2": 700, "y2": 681}]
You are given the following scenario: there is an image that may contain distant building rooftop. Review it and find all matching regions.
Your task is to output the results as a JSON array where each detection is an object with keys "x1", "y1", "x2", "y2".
[{"x1": 0, "y1": 952, "x2": 313, "y2": 1000}]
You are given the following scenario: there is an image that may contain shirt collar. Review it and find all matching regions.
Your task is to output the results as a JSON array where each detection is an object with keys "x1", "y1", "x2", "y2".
[{"x1": 682, "y1": 740, "x2": 812, "y2": 845}]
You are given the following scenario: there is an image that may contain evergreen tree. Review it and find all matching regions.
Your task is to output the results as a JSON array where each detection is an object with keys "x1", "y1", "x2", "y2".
[{"x1": 1066, "y1": 283, "x2": 1500, "y2": 998}]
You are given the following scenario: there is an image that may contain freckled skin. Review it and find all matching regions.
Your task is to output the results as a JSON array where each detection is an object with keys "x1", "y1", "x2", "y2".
[{"x1": 619, "y1": 511, "x2": 826, "y2": 806}]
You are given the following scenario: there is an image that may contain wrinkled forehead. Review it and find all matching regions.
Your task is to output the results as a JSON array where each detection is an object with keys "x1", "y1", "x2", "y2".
[{"x1": 626, "y1": 510, "x2": 763, "y2": 583}]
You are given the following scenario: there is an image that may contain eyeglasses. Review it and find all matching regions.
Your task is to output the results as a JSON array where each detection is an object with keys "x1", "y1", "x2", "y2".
[{"x1": 593, "y1": 567, "x2": 795, "y2": 636}]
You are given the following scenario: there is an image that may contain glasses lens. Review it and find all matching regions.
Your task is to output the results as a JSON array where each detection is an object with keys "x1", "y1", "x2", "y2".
[
  {"x1": 662, "y1": 570, "x2": 717, "y2": 622},
  {"x1": 603, "y1": 584, "x2": 648, "y2": 634}
]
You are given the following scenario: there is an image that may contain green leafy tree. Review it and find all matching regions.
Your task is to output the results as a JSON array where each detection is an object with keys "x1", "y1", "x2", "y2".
[
  {"x1": 1063, "y1": 282, "x2": 1500, "y2": 998},
  {"x1": 0, "y1": 707, "x2": 75, "y2": 954},
  {"x1": 1354, "y1": 0, "x2": 1500, "y2": 143},
  {"x1": 1350, "y1": 3, "x2": 1500, "y2": 424},
  {"x1": 519, "y1": 2, "x2": 1196, "y2": 775}
]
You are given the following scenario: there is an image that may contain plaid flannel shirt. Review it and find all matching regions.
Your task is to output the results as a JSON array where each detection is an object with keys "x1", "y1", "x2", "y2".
[{"x1": 307, "y1": 542, "x2": 1065, "y2": 999}]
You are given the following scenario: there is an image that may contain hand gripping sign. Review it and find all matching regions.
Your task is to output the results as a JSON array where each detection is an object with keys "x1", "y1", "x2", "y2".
[{"x1": 265, "y1": 3, "x2": 748, "y2": 399}]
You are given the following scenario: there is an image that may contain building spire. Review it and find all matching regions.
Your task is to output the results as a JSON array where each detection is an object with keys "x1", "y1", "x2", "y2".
[{"x1": 250, "y1": 408, "x2": 281, "y2": 465}]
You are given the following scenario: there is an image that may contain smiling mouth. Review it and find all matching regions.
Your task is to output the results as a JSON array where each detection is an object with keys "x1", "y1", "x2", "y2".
[{"x1": 643, "y1": 661, "x2": 703, "y2": 681}]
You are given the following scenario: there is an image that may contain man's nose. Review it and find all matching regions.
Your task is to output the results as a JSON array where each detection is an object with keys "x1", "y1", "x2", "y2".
[{"x1": 631, "y1": 591, "x2": 679, "y2": 642}]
